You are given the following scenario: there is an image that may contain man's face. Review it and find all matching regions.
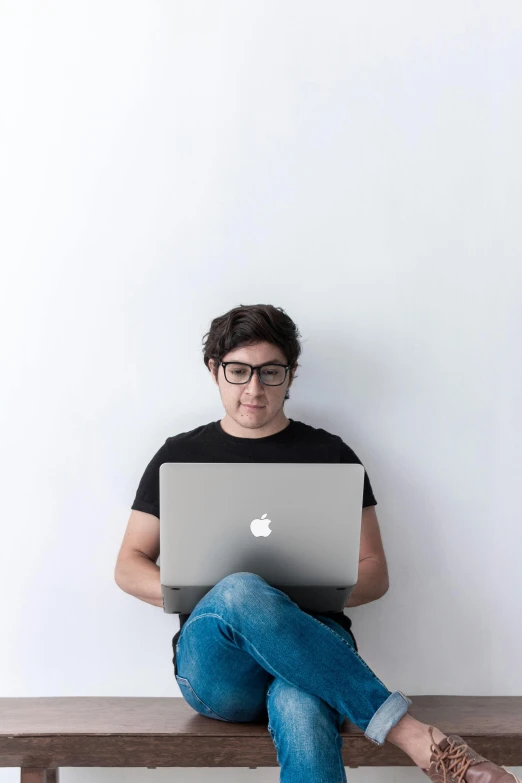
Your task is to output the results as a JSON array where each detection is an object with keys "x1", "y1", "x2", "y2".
[{"x1": 209, "y1": 341, "x2": 296, "y2": 432}]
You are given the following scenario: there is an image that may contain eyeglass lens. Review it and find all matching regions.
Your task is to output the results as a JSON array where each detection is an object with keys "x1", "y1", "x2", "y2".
[{"x1": 224, "y1": 363, "x2": 286, "y2": 385}]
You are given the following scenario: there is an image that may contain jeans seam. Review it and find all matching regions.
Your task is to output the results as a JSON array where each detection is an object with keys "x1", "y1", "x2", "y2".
[
  {"x1": 175, "y1": 674, "x2": 236, "y2": 723},
  {"x1": 184, "y1": 611, "x2": 378, "y2": 690},
  {"x1": 182, "y1": 612, "x2": 327, "y2": 700},
  {"x1": 181, "y1": 612, "x2": 223, "y2": 635},
  {"x1": 337, "y1": 736, "x2": 347, "y2": 783},
  {"x1": 266, "y1": 681, "x2": 279, "y2": 752},
  {"x1": 267, "y1": 722, "x2": 279, "y2": 751}
]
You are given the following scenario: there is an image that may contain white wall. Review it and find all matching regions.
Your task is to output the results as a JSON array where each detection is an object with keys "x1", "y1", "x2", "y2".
[{"x1": 1, "y1": 1, "x2": 521, "y2": 781}]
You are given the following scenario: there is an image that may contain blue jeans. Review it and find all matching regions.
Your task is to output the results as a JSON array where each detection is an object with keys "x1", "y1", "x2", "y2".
[{"x1": 174, "y1": 572, "x2": 412, "y2": 782}]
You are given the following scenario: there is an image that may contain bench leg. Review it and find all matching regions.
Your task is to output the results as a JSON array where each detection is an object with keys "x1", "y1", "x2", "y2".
[{"x1": 21, "y1": 769, "x2": 59, "y2": 782}]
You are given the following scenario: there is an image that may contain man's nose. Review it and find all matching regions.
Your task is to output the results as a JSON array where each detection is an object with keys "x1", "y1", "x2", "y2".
[{"x1": 246, "y1": 371, "x2": 264, "y2": 391}]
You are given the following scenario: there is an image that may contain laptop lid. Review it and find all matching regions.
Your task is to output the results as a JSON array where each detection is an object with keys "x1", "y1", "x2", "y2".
[{"x1": 159, "y1": 462, "x2": 364, "y2": 613}]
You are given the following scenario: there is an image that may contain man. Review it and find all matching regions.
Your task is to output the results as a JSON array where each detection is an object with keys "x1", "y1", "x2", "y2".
[{"x1": 115, "y1": 303, "x2": 519, "y2": 783}]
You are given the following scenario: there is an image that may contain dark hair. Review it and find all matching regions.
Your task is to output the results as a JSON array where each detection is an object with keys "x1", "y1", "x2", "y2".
[{"x1": 202, "y1": 304, "x2": 302, "y2": 401}]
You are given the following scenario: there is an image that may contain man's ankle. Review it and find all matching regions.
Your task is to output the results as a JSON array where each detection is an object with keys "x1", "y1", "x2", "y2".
[{"x1": 387, "y1": 715, "x2": 447, "y2": 768}]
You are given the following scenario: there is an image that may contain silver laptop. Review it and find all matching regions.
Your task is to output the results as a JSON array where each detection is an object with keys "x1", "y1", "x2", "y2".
[{"x1": 159, "y1": 462, "x2": 364, "y2": 615}]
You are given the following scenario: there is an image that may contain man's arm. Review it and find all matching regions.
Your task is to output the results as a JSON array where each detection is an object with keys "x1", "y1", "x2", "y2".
[
  {"x1": 115, "y1": 506, "x2": 388, "y2": 610},
  {"x1": 345, "y1": 505, "x2": 389, "y2": 608},
  {"x1": 114, "y1": 510, "x2": 164, "y2": 608}
]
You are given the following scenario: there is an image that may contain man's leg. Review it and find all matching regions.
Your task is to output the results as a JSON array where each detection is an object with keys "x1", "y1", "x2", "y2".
[
  {"x1": 267, "y1": 678, "x2": 347, "y2": 783},
  {"x1": 175, "y1": 571, "x2": 410, "y2": 744},
  {"x1": 176, "y1": 572, "x2": 521, "y2": 783}
]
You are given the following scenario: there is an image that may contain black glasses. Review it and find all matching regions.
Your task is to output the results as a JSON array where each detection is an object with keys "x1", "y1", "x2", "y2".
[{"x1": 220, "y1": 361, "x2": 290, "y2": 386}]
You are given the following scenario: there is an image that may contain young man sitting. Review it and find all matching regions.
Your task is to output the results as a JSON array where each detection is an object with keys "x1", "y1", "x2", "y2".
[{"x1": 115, "y1": 303, "x2": 519, "y2": 783}]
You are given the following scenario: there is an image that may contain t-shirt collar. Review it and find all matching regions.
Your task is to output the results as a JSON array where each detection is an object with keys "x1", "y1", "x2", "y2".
[{"x1": 211, "y1": 418, "x2": 296, "y2": 444}]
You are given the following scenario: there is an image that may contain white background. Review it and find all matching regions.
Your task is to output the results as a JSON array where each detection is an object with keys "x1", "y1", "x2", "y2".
[{"x1": 1, "y1": 1, "x2": 521, "y2": 781}]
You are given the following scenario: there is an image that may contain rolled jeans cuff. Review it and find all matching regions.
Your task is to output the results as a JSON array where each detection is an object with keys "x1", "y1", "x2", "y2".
[{"x1": 364, "y1": 690, "x2": 412, "y2": 746}]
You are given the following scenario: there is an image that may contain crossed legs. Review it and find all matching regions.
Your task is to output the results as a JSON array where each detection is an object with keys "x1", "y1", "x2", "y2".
[{"x1": 174, "y1": 572, "x2": 444, "y2": 781}]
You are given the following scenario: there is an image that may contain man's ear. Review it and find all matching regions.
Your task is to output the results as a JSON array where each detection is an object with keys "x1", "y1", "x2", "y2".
[
  {"x1": 208, "y1": 359, "x2": 219, "y2": 385},
  {"x1": 287, "y1": 363, "x2": 298, "y2": 388}
]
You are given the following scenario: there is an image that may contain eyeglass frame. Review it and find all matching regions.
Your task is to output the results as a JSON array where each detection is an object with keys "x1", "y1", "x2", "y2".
[{"x1": 219, "y1": 361, "x2": 292, "y2": 386}]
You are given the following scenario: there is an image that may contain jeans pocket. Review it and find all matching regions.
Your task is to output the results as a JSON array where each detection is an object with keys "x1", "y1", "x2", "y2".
[{"x1": 175, "y1": 675, "x2": 234, "y2": 722}]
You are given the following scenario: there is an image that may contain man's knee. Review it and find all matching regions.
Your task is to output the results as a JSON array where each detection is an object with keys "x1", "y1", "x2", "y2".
[{"x1": 210, "y1": 571, "x2": 268, "y2": 608}]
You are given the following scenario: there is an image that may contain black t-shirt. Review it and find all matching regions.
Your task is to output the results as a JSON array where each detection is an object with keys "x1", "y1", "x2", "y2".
[{"x1": 131, "y1": 418, "x2": 378, "y2": 659}]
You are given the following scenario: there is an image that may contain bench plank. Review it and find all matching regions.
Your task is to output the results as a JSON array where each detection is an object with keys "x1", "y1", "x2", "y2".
[{"x1": 1, "y1": 696, "x2": 521, "y2": 768}]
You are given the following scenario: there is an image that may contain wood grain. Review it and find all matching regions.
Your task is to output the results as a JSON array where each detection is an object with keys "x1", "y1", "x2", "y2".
[{"x1": 2, "y1": 696, "x2": 521, "y2": 768}]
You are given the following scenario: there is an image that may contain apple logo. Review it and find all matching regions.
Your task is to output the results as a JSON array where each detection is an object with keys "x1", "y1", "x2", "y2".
[{"x1": 250, "y1": 513, "x2": 272, "y2": 537}]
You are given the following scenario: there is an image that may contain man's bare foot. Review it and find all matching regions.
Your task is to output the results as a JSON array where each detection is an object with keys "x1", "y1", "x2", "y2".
[{"x1": 387, "y1": 713, "x2": 447, "y2": 768}]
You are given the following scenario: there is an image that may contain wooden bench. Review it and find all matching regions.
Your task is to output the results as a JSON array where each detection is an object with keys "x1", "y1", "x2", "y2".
[{"x1": 1, "y1": 696, "x2": 521, "y2": 781}]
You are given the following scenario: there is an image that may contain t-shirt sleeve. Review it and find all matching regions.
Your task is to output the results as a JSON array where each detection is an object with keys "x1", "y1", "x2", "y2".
[
  {"x1": 339, "y1": 441, "x2": 378, "y2": 508},
  {"x1": 131, "y1": 440, "x2": 170, "y2": 518}
]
